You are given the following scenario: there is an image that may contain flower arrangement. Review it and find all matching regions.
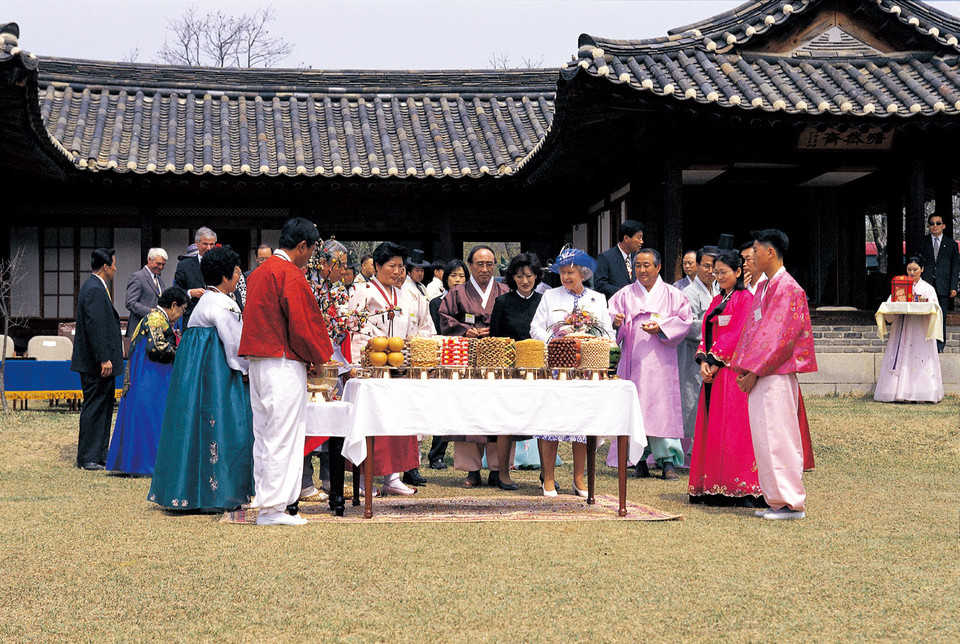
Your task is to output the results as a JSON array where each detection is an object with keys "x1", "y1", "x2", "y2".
[{"x1": 549, "y1": 307, "x2": 607, "y2": 339}]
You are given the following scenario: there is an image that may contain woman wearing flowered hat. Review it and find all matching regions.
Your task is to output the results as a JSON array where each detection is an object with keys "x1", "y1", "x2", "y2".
[{"x1": 529, "y1": 246, "x2": 614, "y2": 497}]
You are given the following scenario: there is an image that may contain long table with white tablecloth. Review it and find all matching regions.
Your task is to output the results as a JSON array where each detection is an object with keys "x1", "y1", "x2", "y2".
[{"x1": 306, "y1": 377, "x2": 647, "y2": 518}]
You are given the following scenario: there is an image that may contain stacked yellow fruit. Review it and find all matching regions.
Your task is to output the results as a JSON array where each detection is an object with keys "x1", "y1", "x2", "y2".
[{"x1": 514, "y1": 339, "x2": 545, "y2": 368}]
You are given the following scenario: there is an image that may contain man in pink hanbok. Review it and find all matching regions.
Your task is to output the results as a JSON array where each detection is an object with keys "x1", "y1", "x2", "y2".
[
  {"x1": 608, "y1": 248, "x2": 693, "y2": 480},
  {"x1": 730, "y1": 229, "x2": 817, "y2": 520}
]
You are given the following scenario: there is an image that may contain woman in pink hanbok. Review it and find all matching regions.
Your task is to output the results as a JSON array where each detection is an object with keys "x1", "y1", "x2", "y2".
[
  {"x1": 874, "y1": 255, "x2": 944, "y2": 403},
  {"x1": 688, "y1": 250, "x2": 764, "y2": 507}
]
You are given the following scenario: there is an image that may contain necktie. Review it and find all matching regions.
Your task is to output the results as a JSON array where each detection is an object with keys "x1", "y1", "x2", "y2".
[
  {"x1": 154, "y1": 274, "x2": 161, "y2": 295},
  {"x1": 934, "y1": 236, "x2": 940, "y2": 262},
  {"x1": 625, "y1": 256, "x2": 632, "y2": 279}
]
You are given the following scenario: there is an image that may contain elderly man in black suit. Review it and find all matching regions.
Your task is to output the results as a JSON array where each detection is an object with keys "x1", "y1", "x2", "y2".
[
  {"x1": 919, "y1": 214, "x2": 960, "y2": 352},
  {"x1": 124, "y1": 247, "x2": 167, "y2": 337},
  {"x1": 173, "y1": 227, "x2": 217, "y2": 327},
  {"x1": 593, "y1": 220, "x2": 644, "y2": 299},
  {"x1": 71, "y1": 248, "x2": 124, "y2": 470}
]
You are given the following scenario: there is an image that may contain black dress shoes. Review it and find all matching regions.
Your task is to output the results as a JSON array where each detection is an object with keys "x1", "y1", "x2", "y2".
[
  {"x1": 462, "y1": 470, "x2": 482, "y2": 488},
  {"x1": 634, "y1": 462, "x2": 650, "y2": 478},
  {"x1": 78, "y1": 462, "x2": 105, "y2": 471},
  {"x1": 402, "y1": 469, "x2": 427, "y2": 486},
  {"x1": 329, "y1": 495, "x2": 346, "y2": 517},
  {"x1": 662, "y1": 463, "x2": 680, "y2": 480},
  {"x1": 487, "y1": 470, "x2": 501, "y2": 487},
  {"x1": 429, "y1": 459, "x2": 447, "y2": 470}
]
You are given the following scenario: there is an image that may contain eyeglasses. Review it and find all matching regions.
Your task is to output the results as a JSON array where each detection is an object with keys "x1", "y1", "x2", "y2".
[
  {"x1": 471, "y1": 262, "x2": 495, "y2": 268},
  {"x1": 929, "y1": 221, "x2": 945, "y2": 227}
]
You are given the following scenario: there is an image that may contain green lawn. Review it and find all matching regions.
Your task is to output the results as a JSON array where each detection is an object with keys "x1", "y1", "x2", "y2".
[{"x1": 1, "y1": 396, "x2": 957, "y2": 641}]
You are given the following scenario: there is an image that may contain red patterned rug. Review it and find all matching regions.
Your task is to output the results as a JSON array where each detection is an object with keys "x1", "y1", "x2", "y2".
[{"x1": 221, "y1": 494, "x2": 682, "y2": 524}]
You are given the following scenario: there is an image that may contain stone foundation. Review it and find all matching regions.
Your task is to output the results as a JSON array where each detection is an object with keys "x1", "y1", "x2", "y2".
[{"x1": 812, "y1": 324, "x2": 960, "y2": 354}]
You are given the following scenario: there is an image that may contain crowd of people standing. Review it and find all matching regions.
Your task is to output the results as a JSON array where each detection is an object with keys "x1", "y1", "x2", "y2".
[{"x1": 71, "y1": 215, "x2": 857, "y2": 524}]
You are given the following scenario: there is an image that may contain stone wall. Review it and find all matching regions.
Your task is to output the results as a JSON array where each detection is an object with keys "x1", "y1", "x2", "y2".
[{"x1": 812, "y1": 324, "x2": 960, "y2": 354}]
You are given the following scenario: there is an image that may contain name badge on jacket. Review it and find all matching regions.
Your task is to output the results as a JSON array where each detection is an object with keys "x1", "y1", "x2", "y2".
[
  {"x1": 464, "y1": 313, "x2": 476, "y2": 325},
  {"x1": 754, "y1": 308, "x2": 762, "y2": 322},
  {"x1": 718, "y1": 315, "x2": 731, "y2": 327}
]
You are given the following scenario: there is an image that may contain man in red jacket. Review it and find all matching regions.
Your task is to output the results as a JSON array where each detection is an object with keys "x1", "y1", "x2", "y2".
[{"x1": 239, "y1": 218, "x2": 334, "y2": 526}]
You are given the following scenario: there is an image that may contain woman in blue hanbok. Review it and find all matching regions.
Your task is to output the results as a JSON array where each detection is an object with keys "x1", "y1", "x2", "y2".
[
  {"x1": 106, "y1": 287, "x2": 188, "y2": 475},
  {"x1": 148, "y1": 247, "x2": 255, "y2": 512}
]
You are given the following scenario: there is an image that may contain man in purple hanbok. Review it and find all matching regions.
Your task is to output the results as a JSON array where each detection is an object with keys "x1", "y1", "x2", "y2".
[{"x1": 607, "y1": 248, "x2": 693, "y2": 480}]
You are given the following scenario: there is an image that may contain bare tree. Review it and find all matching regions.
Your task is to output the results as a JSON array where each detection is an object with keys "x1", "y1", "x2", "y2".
[
  {"x1": 157, "y1": 5, "x2": 293, "y2": 68},
  {"x1": 489, "y1": 52, "x2": 512, "y2": 69},
  {"x1": 0, "y1": 247, "x2": 26, "y2": 412},
  {"x1": 520, "y1": 55, "x2": 545, "y2": 69},
  {"x1": 121, "y1": 44, "x2": 140, "y2": 63},
  {"x1": 489, "y1": 52, "x2": 545, "y2": 70}
]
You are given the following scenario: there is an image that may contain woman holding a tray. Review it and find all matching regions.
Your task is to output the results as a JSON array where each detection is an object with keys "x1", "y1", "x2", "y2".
[
  {"x1": 530, "y1": 247, "x2": 614, "y2": 497},
  {"x1": 874, "y1": 255, "x2": 944, "y2": 403}
]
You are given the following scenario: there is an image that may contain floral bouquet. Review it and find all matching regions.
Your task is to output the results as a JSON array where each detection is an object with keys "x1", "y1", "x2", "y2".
[{"x1": 549, "y1": 307, "x2": 607, "y2": 339}]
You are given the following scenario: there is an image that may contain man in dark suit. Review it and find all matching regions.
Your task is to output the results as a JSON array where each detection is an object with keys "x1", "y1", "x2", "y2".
[
  {"x1": 173, "y1": 227, "x2": 217, "y2": 328},
  {"x1": 71, "y1": 248, "x2": 124, "y2": 470},
  {"x1": 124, "y1": 247, "x2": 167, "y2": 337},
  {"x1": 919, "y1": 214, "x2": 960, "y2": 352},
  {"x1": 593, "y1": 220, "x2": 644, "y2": 299}
]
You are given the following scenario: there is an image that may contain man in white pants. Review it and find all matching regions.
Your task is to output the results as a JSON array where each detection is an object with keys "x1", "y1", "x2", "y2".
[{"x1": 239, "y1": 218, "x2": 334, "y2": 526}]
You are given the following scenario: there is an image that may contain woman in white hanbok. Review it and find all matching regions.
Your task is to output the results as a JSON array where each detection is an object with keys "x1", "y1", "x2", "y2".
[{"x1": 874, "y1": 256, "x2": 944, "y2": 403}]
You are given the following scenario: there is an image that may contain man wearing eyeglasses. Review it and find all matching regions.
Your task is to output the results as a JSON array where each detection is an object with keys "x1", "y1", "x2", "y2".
[{"x1": 919, "y1": 215, "x2": 959, "y2": 352}]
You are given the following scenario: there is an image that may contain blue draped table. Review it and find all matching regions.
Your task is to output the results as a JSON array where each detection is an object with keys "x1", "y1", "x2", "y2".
[{"x1": 3, "y1": 360, "x2": 122, "y2": 408}]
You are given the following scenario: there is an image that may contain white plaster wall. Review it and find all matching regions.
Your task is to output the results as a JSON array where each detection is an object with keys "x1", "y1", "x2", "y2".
[
  {"x1": 160, "y1": 228, "x2": 189, "y2": 288},
  {"x1": 10, "y1": 227, "x2": 40, "y2": 318},
  {"x1": 572, "y1": 223, "x2": 588, "y2": 254},
  {"x1": 113, "y1": 228, "x2": 141, "y2": 318}
]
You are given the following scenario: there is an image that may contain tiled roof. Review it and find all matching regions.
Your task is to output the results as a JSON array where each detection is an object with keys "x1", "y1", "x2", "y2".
[
  {"x1": 1, "y1": 23, "x2": 556, "y2": 179},
  {"x1": 562, "y1": 0, "x2": 960, "y2": 118},
  {"x1": 0, "y1": 23, "x2": 74, "y2": 178}
]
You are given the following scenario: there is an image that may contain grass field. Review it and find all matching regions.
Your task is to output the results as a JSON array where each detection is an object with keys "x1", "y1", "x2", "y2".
[{"x1": 1, "y1": 396, "x2": 957, "y2": 641}]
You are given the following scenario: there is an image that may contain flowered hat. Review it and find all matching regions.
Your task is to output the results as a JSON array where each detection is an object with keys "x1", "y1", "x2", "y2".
[{"x1": 547, "y1": 245, "x2": 597, "y2": 274}]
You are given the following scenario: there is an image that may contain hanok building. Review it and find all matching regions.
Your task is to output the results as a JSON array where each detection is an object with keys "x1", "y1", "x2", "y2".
[{"x1": 2, "y1": 0, "x2": 959, "y2": 385}]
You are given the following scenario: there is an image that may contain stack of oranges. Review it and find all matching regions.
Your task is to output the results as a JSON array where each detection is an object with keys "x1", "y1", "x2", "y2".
[{"x1": 367, "y1": 337, "x2": 405, "y2": 367}]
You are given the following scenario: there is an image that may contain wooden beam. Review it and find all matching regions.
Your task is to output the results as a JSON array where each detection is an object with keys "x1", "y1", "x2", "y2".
[
  {"x1": 934, "y1": 167, "x2": 954, "y2": 240},
  {"x1": 904, "y1": 149, "x2": 925, "y2": 260},
  {"x1": 662, "y1": 153, "x2": 683, "y2": 283},
  {"x1": 886, "y1": 174, "x2": 905, "y2": 276}
]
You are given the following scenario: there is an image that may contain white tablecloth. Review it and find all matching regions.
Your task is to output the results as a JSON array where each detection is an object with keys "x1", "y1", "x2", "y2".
[
  {"x1": 875, "y1": 301, "x2": 943, "y2": 342},
  {"x1": 305, "y1": 401, "x2": 355, "y2": 437},
  {"x1": 337, "y1": 378, "x2": 647, "y2": 466}
]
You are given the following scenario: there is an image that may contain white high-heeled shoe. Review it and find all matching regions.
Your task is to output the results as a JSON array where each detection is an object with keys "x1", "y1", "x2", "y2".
[
  {"x1": 542, "y1": 484, "x2": 558, "y2": 498},
  {"x1": 382, "y1": 481, "x2": 417, "y2": 496},
  {"x1": 573, "y1": 484, "x2": 588, "y2": 498}
]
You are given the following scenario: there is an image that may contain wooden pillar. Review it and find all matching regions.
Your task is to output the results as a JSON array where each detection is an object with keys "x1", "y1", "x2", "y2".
[
  {"x1": 662, "y1": 154, "x2": 683, "y2": 283},
  {"x1": 904, "y1": 147, "x2": 925, "y2": 259},
  {"x1": 627, "y1": 156, "x2": 662, "y2": 253},
  {"x1": 139, "y1": 205, "x2": 157, "y2": 264},
  {"x1": 431, "y1": 212, "x2": 453, "y2": 262},
  {"x1": 886, "y1": 172, "x2": 904, "y2": 276}
]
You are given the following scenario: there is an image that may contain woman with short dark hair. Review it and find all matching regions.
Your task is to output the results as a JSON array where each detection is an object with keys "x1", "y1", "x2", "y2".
[
  {"x1": 149, "y1": 246, "x2": 255, "y2": 512},
  {"x1": 348, "y1": 241, "x2": 436, "y2": 495},
  {"x1": 106, "y1": 286, "x2": 189, "y2": 476}
]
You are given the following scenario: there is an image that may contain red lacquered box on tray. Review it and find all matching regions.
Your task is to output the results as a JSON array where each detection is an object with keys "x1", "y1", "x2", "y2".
[{"x1": 891, "y1": 276, "x2": 914, "y2": 302}]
